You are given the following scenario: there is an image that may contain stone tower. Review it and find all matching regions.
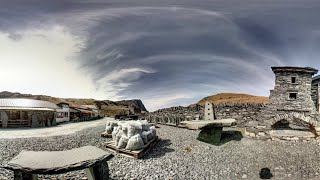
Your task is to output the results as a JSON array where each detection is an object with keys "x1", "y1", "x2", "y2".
[
  {"x1": 261, "y1": 66, "x2": 320, "y2": 128},
  {"x1": 204, "y1": 101, "x2": 215, "y2": 121}
]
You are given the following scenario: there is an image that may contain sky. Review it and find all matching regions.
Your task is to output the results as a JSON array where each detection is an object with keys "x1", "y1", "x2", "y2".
[{"x1": 1, "y1": 0, "x2": 320, "y2": 111}]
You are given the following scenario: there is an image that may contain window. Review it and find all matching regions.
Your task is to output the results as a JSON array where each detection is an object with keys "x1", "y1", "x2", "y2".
[
  {"x1": 289, "y1": 93, "x2": 297, "y2": 100},
  {"x1": 208, "y1": 113, "x2": 210, "y2": 115},
  {"x1": 291, "y1": 77, "x2": 296, "y2": 83},
  {"x1": 8, "y1": 111, "x2": 20, "y2": 120},
  {"x1": 22, "y1": 111, "x2": 28, "y2": 120}
]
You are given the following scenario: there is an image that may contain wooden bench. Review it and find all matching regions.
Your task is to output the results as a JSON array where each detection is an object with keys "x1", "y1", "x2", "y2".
[
  {"x1": 180, "y1": 119, "x2": 236, "y2": 145},
  {"x1": 2, "y1": 146, "x2": 113, "y2": 180}
]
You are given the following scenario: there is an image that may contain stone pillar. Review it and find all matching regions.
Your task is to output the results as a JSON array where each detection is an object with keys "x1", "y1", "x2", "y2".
[
  {"x1": 197, "y1": 126, "x2": 223, "y2": 145},
  {"x1": 31, "y1": 114, "x2": 39, "y2": 128},
  {"x1": 204, "y1": 101, "x2": 215, "y2": 121},
  {"x1": 0, "y1": 111, "x2": 8, "y2": 128},
  {"x1": 13, "y1": 171, "x2": 36, "y2": 180},
  {"x1": 85, "y1": 161, "x2": 109, "y2": 180}
]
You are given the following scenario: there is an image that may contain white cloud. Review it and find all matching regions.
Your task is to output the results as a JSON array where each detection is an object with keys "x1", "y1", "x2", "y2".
[
  {"x1": 96, "y1": 67, "x2": 156, "y2": 99},
  {"x1": 0, "y1": 25, "x2": 109, "y2": 100},
  {"x1": 144, "y1": 94, "x2": 192, "y2": 111}
]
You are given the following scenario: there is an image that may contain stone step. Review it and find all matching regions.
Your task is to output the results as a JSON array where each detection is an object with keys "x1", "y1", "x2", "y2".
[{"x1": 269, "y1": 130, "x2": 315, "y2": 138}]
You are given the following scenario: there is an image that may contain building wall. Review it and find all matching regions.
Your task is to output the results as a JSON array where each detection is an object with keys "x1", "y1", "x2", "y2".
[
  {"x1": 269, "y1": 72, "x2": 315, "y2": 111},
  {"x1": 257, "y1": 69, "x2": 320, "y2": 129},
  {"x1": 56, "y1": 107, "x2": 70, "y2": 123},
  {"x1": 0, "y1": 110, "x2": 56, "y2": 128}
]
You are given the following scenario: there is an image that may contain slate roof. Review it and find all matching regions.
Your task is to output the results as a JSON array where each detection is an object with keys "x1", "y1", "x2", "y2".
[
  {"x1": 312, "y1": 75, "x2": 320, "y2": 81},
  {"x1": 271, "y1": 66, "x2": 318, "y2": 74},
  {"x1": 0, "y1": 98, "x2": 59, "y2": 110}
]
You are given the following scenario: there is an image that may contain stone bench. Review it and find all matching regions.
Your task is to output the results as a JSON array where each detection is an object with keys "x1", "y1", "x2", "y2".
[
  {"x1": 183, "y1": 119, "x2": 236, "y2": 145},
  {"x1": 2, "y1": 146, "x2": 113, "y2": 180}
]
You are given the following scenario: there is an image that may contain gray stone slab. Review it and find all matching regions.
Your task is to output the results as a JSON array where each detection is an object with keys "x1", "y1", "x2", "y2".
[
  {"x1": 3, "y1": 146, "x2": 113, "y2": 174},
  {"x1": 181, "y1": 119, "x2": 236, "y2": 130},
  {"x1": 270, "y1": 130, "x2": 315, "y2": 138}
]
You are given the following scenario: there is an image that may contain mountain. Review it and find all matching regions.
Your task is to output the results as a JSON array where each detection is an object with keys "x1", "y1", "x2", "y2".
[
  {"x1": 0, "y1": 91, "x2": 148, "y2": 117},
  {"x1": 115, "y1": 99, "x2": 148, "y2": 112},
  {"x1": 196, "y1": 93, "x2": 269, "y2": 106}
]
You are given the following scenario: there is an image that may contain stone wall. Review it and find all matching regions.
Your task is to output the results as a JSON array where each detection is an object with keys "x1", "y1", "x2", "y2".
[
  {"x1": 145, "y1": 105, "x2": 204, "y2": 125},
  {"x1": 311, "y1": 79, "x2": 320, "y2": 112},
  {"x1": 146, "y1": 103, "x2": 266, "y2": 127},
  {"x1": 213, "y1": 103, "x2": 265, "y2": 127}
]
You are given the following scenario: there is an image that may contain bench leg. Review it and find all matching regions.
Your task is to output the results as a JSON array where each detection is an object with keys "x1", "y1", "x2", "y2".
[
  {"x1": 32, "y1": 174, "x2": 38, "y2": 180},
  {"x1": 197, "y1": 127, "x2": 223, "y2": 145},
  {"x1": 13, "y1": 171, "x2": 38, "y2": 180},
  {"x1": 85, "y1": 161, "x2": 109, "y2": 180},
  {"x1": 85, "y1": 168, "x2": 95, "y2": 180}
]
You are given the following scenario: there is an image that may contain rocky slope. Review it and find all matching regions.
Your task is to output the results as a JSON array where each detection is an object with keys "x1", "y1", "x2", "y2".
[{"x1": 0, "y1": 91, "x2": 147, "y2": 117}]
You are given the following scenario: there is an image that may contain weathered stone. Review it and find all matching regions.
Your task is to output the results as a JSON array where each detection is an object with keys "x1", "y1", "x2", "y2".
[
  {"x1": 3, "y1": 146, "x2": 113, "y2": 175},
  {"x1": 270, "y1": 130, "x2": 315, "y2": 138},
  {"x1": 242, "y1": 174, "x2": 248, "y2": 179},
  {"x1": 245, "y1": 121, "x2": 258, "y2": 127},
  {"x1": 256, "y1": 126, "x2": 267, "y2": 129}
]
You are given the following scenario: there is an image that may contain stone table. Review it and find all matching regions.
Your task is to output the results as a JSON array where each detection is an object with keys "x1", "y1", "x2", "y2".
[
  {"x1": 193, "y1": 119, "x2": 236, "y2": 145},
  {"x1": 2, "y1": 146, "x2": 113, "y2": 180}
]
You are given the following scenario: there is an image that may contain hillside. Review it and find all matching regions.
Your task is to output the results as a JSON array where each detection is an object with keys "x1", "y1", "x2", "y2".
[
  {"x1": 0, "y1": 91, "x2": 148, "y2": 117},
  {"x1": 196, "y1": 93, "x2": 269, "y2": 106}
]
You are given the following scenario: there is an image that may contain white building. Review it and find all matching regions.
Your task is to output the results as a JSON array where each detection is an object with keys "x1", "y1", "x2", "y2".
[{"x1": 56, "y1": 103, "x2": 70, "y2": 123}]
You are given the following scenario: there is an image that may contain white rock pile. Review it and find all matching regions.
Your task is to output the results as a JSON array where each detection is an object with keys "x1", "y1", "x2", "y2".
[{"x1": 105, "y1": 120, "x2": 157, "y2": 150}]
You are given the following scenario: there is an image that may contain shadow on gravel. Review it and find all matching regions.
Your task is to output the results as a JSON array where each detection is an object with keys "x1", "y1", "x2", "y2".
[
  {"x1": 259, "y1": 167, "x2": 273, "y2": 179},
  {"x1": 142, "y1": 139, "x2": 174, "y2": 159},
  {"x1": 218, "y1": 130, "x2": 243, "y2": 146}
]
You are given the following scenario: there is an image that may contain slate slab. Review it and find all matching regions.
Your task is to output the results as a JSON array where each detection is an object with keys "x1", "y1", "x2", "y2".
[
  {"x1": 3, "y1": 146, "x2": 113, "y2": 175},
  {"x1": 270, "y1": 130, "x2": 315, "y2": 138},
  {"x1": 181, "y1": 119, "x2": 236, "y2": 130}
]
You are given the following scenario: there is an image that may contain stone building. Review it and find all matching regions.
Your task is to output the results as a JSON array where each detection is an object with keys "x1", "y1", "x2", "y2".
[
  {"x1": 0, "y1": 98, "x2": 59, "y2": 128},
  {"x1": 260, "y1": 66, "x2": 320, "y2": 129}
]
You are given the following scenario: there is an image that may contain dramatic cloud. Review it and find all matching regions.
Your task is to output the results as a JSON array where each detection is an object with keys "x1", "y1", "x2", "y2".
[{"x1": 1, "y1": 0, "x2": 320, "y2": 110}]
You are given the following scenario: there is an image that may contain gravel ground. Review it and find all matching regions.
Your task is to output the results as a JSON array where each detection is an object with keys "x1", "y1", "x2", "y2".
[{"x1": 1, "y1": 124, "x2": 320, "y2": 179}]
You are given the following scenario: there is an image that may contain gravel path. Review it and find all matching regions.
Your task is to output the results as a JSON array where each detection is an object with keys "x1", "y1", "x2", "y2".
[
  {"x1": 1, "y1": 124, "x2": 320, "y2": 179},
  {"x1": 0, "y1": 118, "x2": 108, "y2": 139}
]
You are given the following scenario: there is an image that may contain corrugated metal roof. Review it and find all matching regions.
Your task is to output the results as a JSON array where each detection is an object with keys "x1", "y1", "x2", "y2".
[
  {"x1": 69, "y1": 104, "x2": 97, "y2": 110},
  {"x1": 81, "y1": 105, "x2": 98, "y2": 110},
  {"x1": 0, "y1": 98, "x2": 59, "y2": 109},
  {"x1": 0, "y1": 107, "x2": 55, "y2": 111}
]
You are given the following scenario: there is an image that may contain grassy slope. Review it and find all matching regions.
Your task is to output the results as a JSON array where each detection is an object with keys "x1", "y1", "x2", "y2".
[{"x1": 196, "y1": 93, "x2": 269, "y2": 106}]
